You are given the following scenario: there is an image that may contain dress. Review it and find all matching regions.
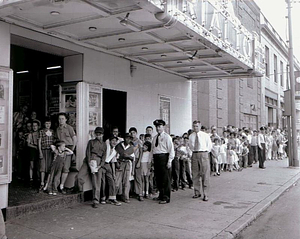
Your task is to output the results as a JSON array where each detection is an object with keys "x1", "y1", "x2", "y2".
[
  {"x1": 219, "y1": 144, "x2": 227, "y2": 164},
  {"x1": 140, "y1": 151, "x2": 150, "y2": 176},
  {"x1": 211, "y1": 145, "x2": 220, "y2": 164},
  {"x1": 227, "y1": 150, "x2": 234, "y2": 165}
]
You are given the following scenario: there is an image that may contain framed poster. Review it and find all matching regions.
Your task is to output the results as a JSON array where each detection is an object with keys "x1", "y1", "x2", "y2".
[
  {"x1": 89, "y1": 112, "x2": 98, "y2": 126},
  {"x1": 65, "y1": 94, "x2": 76, "y2": 109},
  {"x1": 159, "y1": 96, "x2": 170, "y2": 134},
  {"x1": 0, "y1": 131, "x2": 4, "y2": 149},
  {"x1": 0, "y1": 82, "x2": 4, "y2": 100},
  {"x1": 89, "y1": 93, "x2": 99, "y2": 108},
  {"x1": 0, "y1": 155, "x2": 3, "y2": 174},
  {"x1": 0, "y1": 106, "x2": 5, "y2": 124}
]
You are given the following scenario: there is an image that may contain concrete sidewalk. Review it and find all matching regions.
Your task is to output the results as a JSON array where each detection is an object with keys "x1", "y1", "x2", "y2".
[{"x1": 5, "y1": 159, "x2": 300, "y2": 239}]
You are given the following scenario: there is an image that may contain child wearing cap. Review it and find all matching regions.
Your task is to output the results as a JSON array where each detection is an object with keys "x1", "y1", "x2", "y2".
[{"x1": 86, "y1": 127, "x2": 107, "y2": 208}]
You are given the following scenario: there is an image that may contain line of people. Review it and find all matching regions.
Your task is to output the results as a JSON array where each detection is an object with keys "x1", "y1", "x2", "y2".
[{"x1": 13, "y1": 108, "x2": 288, "y2": 207}]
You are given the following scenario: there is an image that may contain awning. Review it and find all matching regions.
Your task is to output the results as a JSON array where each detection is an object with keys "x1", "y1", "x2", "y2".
[{"x1": 0, "y1": 0, "x2": 265, "y2": 80}]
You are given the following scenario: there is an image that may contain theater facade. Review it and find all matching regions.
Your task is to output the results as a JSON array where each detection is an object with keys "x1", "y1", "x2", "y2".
[{"x1": 0, "y1": 0, "x2": 264, "y2": 209}]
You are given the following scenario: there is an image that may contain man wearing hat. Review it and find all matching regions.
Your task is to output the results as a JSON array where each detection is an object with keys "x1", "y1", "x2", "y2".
[
  {"x1": 151, "y1": 119, "x2": 174, "y2": 204},
  {"x1": 85, "y1": 127, "x2": 107, "y2": 208},
  {"x1": 115, "y1": 133, "x2": 135, "y2": 203}
]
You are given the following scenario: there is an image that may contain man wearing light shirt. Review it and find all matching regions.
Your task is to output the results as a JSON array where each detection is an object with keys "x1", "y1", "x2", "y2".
[
  {"x1": 189, "y1": 120, "x2": 212, "y2": 201},
  {"x1": 257, "y1": 126, "x2": 266, "y2": 169},
  {"x1": 151, "y1": 119, "x2": 174, "y2": 204}
]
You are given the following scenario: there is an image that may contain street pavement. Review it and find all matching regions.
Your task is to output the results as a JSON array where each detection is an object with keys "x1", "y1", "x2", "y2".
[
  {"x1": 5, "y1": 159, "x2": 300, "y2": 239},
  {"x1": 236, "y1": 178, "x2": 300, "y2": 239}
]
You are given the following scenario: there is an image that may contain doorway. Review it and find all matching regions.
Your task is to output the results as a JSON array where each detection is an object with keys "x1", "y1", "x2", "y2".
[
  {"x1": 102, "y1": 89, "x2": 127, "y2": 140},
  {"x1": 10, "y1": 45, "x2": 64, "y2": 207}
]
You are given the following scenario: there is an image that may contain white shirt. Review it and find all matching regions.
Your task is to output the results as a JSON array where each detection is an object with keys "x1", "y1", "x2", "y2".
[
  {"x1": 151, "y1": 131, "x2": 175, "y2": 162},
  {"x1": 141, "y1": 151, "x2": 151, "y2": 163},
  {"x1": 189, "y1": 131, "x2": 212, "y2": 152},
  {"x1": 105, "y1": 144, "x2": 117, "y2": 163},
  {"x1": 258, "y1": 133, "x2": 265, "y2": 148}
]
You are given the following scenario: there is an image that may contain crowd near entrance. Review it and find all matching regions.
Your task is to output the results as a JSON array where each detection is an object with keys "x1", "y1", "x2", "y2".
[{"x1": 10, "y1": 44, "x2": 65, "y2": 206}]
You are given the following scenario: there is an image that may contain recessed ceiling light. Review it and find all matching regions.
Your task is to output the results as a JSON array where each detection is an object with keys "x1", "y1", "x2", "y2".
[
  {"x1": 89, "y1": 27, "x2": 97, "y2": 31},
  {"x1": 118, "y1": 38, "x2": 125, "y2": 42},
  {"x1": 142, "y1": 47, "x2": 148, "y2": 51},
  {"x1": 161, "y1": 54, "x2": 167, "y2": 58},
  {"x1": 177, "y1": 61, "x2": 182, "y2": 64},
  {"x1": 50, "y1": 11, "x2": 60, "y2": 16},
  {"x1": 47, "y1": 66, "x2": 62, "y2": 70},
  {"x1": 16, "y1": 70, "x2": 29, "y2": 74}
]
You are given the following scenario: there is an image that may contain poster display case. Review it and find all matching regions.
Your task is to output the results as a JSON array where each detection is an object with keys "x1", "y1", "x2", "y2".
[
  {"x1": 88, "y1": 84, "x2": 102, "y2": 140},
  {"x1": 0, "y1": 67, "x2": 13, "y2": 185}
]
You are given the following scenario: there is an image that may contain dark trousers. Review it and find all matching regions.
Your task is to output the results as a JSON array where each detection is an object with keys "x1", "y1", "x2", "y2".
[
  {"x1": 101, "y1": 163, "x2": 117, "y2": 200},
  {"x1": 258, "y1": 143, "x2": 266, "y2": 168},
  {"x1": 172, "y1": 157, "x2": 179, "y2": 190},
  {"x1": 134, "y1": 167, "x2": 143, "y2": 196},
  {"x1": 249, "y1": 146, "x2": 258, "y2": 165},
  {"x1": 154, "y1": 153, "x2": 171, "y2": 202}
]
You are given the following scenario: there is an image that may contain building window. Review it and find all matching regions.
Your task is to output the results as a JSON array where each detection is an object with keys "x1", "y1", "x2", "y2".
[
  {"x1": 265, "y1": 46, "x2": 270, "y2": 77},
  {"x1": 247, "y1": 78, "x2": 253, "y2": 88},
  {"x1": 274, "y1": 54, "x2": 278, "y2": 83},
  {"x1": 280, "y1": 61, "x2": 284, "y2": 87}
]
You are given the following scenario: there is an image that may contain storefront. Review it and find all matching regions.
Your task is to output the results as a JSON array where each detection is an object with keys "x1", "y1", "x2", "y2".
[{"x1": 0, "y1": 0, "x2": 264, "y2": 210}]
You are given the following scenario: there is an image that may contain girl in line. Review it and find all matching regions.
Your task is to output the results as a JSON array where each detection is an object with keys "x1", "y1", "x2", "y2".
[
  {"x1": 219, "y1": 138, "x2": 227, "y2": 172},
  {"x1": 211, "y1": 138, "x2": 221, "y2": 176},
  {"x1": 138, "y1": 141, "x2": 152, "y2": 199}
]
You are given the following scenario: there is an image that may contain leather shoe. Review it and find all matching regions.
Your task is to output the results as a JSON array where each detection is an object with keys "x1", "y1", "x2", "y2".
[
  {"x1": 92, "y1": 203, "x2": 98, "y2": 208},
  {"x1": 153, "y1": 197, "x2": 161, "y2": 201},
  {"x1": 203, "y1": 196, "x2": 208, "y2": 201},
  {"x1": 192, "y1": 194, "x2": 201, "y2": 199}
]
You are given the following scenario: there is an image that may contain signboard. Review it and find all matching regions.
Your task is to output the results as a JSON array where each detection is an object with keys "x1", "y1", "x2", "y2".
[
  {"x1": 159, "y1": 96, "x2": 170, "y2": 134},
  {"x1": 284, "y1": 90, "x2": 291, "y2": 116},
  {"x1": 168, "y1": 0, "x2": 264, "y2": 74}
]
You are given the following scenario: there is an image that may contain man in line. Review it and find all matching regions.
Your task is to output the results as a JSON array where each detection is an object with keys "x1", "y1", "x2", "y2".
[
  {"x1": 56, "y1": 113, "x2": 77, "y2": 194},
  {"x1": 189, "y1": 120, "x2": 212, "y2": 201},
  {"x1": 258, "y1": 126, "x2": 266, "y2": 169},
  {"x1": 85, "y1": 127, "x2": 107, "y2": 208},
  {"x1": 151, "y1": 119, "x2": 174, "y2": 204}
]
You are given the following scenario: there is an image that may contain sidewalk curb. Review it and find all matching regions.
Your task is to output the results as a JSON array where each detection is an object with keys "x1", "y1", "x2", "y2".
[{"x1": 212, "y1": 171, "x2": 300, "y2": 239}]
